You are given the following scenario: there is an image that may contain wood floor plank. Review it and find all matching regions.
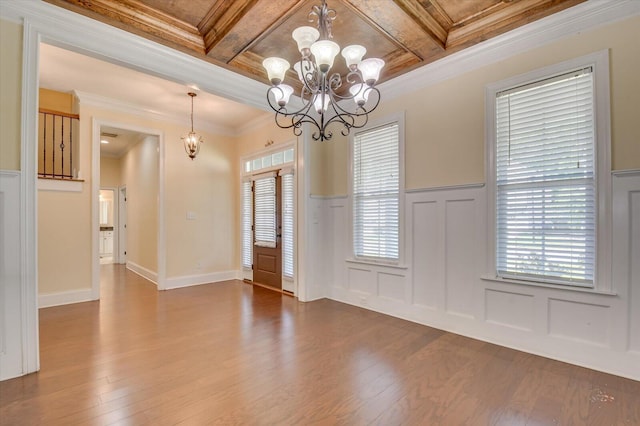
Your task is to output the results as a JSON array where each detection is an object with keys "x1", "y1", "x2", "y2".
[{"x1": 1, "y1": 264, "x2": 638, "y2": 425}]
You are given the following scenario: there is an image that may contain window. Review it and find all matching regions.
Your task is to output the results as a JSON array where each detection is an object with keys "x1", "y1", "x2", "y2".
[
  {"x1": 253, "y1": 175, "x2": 277, "y2": 248},
  {"x1": 351, "y1": 116, "x2": 403, "y2": 262},
  {"x1": 487, "y1": 51, "x2": 611, "y2": 288},
  {"x1": 282, "y1": 170, "x2": 294, "y2": 278},
  {"x1": 241, "y1": 180, "x2": 252, "y2": 269}
]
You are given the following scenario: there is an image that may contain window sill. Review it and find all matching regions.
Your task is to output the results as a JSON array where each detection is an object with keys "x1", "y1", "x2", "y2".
[
  {"x1": 346, "y1": 258, "x2": 408, "y2": 270},
  {"x1": 480, "y1": 275, "x2": 617, "y2": 296}
]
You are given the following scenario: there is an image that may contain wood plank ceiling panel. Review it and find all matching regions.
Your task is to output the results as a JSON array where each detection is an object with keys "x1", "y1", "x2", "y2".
[{"x1": 42, "y1": 0, "x2": 587, "y2": 86}]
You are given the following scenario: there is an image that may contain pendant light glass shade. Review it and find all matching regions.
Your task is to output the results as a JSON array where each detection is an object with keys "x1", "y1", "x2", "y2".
[
  {"x1": 292, "y1": 26, "x2": 320, "y2": 55},
  {"x1": 272, "y1": 84, "x2": 294, "y2": 107},
  {"x1": 263, "y1": 57, "x2": 290, "y2": 85},
  {"x1": 359, "y1": 58, "x2": 385, "y2": 85},
  {"x1": 310, "y1": 40, "x2": 340, "y2": 73},
  {"x1": 314, "y1": 94, "x2": 330, "y2": 113},
  {"x1": 349, "y1": 83, "x2": 370, "y2": 106},
  {"x1": 341, "y1": 45, "x2": 366, "y2": 70}
]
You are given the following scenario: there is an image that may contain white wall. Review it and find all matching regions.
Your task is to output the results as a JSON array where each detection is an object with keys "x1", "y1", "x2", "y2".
[{"x1": 320, "y1": 174, "x2": 640, "y2": 380}]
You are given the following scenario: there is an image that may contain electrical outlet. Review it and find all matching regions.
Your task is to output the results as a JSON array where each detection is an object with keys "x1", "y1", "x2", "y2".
[{"x1": 360, "y1": 296, "x2": 367, "y2": 306}]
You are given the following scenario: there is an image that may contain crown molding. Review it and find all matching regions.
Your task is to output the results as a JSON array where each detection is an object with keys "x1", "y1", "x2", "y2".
[
  {"x1": 0, "y1": 0, "x2": 270, "y2": 112},
  {"x1": 378, "y1": 0, "x2": 640, "y2": 100},
  {"x1": 73, "y1": 90, "x2": 237, "y2": 137}
]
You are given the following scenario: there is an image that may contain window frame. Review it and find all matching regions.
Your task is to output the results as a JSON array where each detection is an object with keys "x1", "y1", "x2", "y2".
[
  {"x1": 349, "y1": 112, "x2": 406, "y2": 266},
  {"x1": 485, "y1": 50, "x2": 612, "y2": 292}
]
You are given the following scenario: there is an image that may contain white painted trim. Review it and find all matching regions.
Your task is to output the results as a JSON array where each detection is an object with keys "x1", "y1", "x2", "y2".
[
  {"x1": 38, "y1": 289, "x2": 93, "y2": 309},
  {"x1": 20, "y1": 18, "x2": 40, "y2": 376},
  {"x1": 37, "y1": 178, "x2": 83, "y2": 192},
  {"x1": 612, "y1": 169, "x2": 640, "y2": 177},
  {"x1": 405, "y1": 183, "x2": 485, "y2": 193},
  {"x1": 164, "y1": 270, "x2": 240, "y2": 290},
  {"x1": 92, "y1": 119, "x2": 166, "y2": 296},
  {"x1": 74, "y1": 90, "x2": 238, "y2": 137},
  {"x1": 126, "y1": 261, "x2": 158, "y2": 285},
  {"x1": 378, "y1": 0, "x2": 640, "y2": 100}
]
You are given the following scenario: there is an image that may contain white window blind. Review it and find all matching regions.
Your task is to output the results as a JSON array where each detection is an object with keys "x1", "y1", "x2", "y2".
[
  {"x1": 241, "y1": 180, "x2": 252, "y2": 269},
  {"x1": 282, "y1": 171, "x2": 294, "y2": 278},
  {"x1": 353, "y1": 123, "x2": 400, "y2": 260},
  {"x1": 495, "y1": 67, "x2": 595, "y2": 286},
  {"x1": 254, "y1": 176, "x2": 277, "y2": 248}
]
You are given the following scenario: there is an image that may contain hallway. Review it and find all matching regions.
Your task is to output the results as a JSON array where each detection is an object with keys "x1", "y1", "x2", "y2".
[{"x1": 0, "y1": 265, "x2": 638, "y2": 425}]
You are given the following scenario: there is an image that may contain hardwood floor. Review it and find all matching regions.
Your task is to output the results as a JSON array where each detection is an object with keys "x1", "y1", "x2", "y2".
[{"x1": 1, "y1": 265, "x2": 638, "y2": 425}]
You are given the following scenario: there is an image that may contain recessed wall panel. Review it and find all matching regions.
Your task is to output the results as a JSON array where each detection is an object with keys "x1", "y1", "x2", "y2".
[
  {"x1": 378, "y1": 272, "x2": 405, "y2": 302},
  {"x1": 485, "y1": 289, "x2": 534, "y2": 331},
  {"x1": 445, "y1": 199, "x2": 476, "y2": 317},
  {"x1": 630, "y1": 191, "x2": 640, "y2": 353},
  {"x1": 411, "y1": 201, "x2": 439, "y2": 308},
  {"x1": 348, "y1": 267, "x2": 374, "y2": 294},
  {"x1": 548, "y1": 299, "x2": 610, "y2": 347}
]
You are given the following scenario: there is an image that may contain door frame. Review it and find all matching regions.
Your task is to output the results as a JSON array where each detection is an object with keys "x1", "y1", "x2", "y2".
[
  {"x1": 240, "y1": 142, "x2": 297, "y2": 294},
  {"x1": 118, "y1": 186, "x2": 127, "y2": 264},
  {"x1": 92, "y1": 119, "x2": 165, "y2": 297}
]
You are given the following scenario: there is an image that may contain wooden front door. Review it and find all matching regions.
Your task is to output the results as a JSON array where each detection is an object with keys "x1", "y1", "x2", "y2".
[{"x1": 253, "y1": 174, "x2": 281, "y2": 290}]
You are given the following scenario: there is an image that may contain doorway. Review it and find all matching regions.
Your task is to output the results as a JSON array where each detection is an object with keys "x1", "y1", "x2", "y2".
[
  {"x1": 241, "y1": 145, "x2": 296, "y2": 294},
  {"x1": 99, "y1": 188, "x2": 117, "y2": 265}
]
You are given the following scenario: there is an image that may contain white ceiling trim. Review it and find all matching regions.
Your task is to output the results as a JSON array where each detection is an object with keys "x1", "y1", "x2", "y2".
[
  {"x1": 74, "y1": 90, "x2": 238, "y2": 137},
  {"x1": 0, "y1": 0, "x2": 270, "y2": 112},
  {"x1": 379, "y1": 0, "x2": 640, "y2": 100}
]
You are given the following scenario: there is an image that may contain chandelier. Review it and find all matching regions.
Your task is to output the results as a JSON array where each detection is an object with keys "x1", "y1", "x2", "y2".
[
  {"x1": 182, "y1": 92, "x2": 203, "y2": 160},
  {"x1": 262, "y1": 0, "x2": 385, "y2": 141}
]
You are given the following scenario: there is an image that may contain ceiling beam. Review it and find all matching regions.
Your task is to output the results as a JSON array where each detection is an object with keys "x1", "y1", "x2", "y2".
[
  {"x1": 44, "y1": 0, "x2": 205, "y2": 54},
  {"x1": 198, "y1": 0, "x2": 260, "y2": 57},
  {"x1": 392, "y1": 0, "x2": 448, "y2": 49},
  {"x1": 205, "y1": 0, "x2": 306, "y2": 64}
]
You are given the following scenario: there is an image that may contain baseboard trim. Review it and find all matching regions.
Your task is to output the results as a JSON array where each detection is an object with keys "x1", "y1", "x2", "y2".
[
  {"x1": 39, "y1": 289, "x2": 94, "y2": 308},
  {"x1": 126, "y1": 261, "x2": 158, "y2": 285},
  {"x1": 165, "y1": 270, "x2": 240, "y2": 290}
]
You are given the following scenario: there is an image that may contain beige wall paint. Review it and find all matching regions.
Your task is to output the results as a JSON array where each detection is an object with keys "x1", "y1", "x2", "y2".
[
  {"x1": 0, "y1": 19, "x2": 22, "y2": 171},
  {"x1": 38, "y1": 100, "x2": 240, "y2": 294},
  {"x1": 166, "y1": 129, "x2": 240, "y2": 274},
  {"x1": 121, "y1": 136, "x2": 158, "y2": 272},
  {"x1": 39, "y1": 88, "x2": 74, "y2": 114},
  {"x1": 318, "y1": 16, "x2": 640, "y2": 194},
  {"x1": 100, "y1": 156, "x2": 121, "y2": 187},
  {"x1": 38, "y1": 189, "x2": 92, "y2": 294}
]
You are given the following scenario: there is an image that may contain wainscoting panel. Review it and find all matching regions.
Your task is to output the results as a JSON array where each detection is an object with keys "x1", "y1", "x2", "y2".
[
  {"x1": 548, "y1": 298, "x2": 610, "y2": 346},
  {"x1": 444, "y1": 198, "x2": 478, "y2": 318},
  {"x1": 631, "y1": 190, "x2": 640, "y2": 353},
  {"x1": 322, "y1": 177, "x2": 640, "y2": 379},
  {"x1": 485, "y1": 289, "x2": 534, "y2": 331},
  {"x1": 377, "y1": 272, "x2": 405, "y2": 302},
  {"x1": 410, "y1": 201, "x2": 440, "y2": 309},
  {"x1": 0, "y1": 171, "x2": 23, "y2": 380}
]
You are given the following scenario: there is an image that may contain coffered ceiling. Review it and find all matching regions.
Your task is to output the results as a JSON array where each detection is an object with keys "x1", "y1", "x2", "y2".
[{"x1": 44, "y1": 0, "x2": 584, "y2": 89}]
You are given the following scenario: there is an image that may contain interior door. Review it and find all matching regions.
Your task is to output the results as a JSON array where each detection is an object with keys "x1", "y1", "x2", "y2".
[{"x1": 253, "y1": 174, "x2": 282, "y2": 290}]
